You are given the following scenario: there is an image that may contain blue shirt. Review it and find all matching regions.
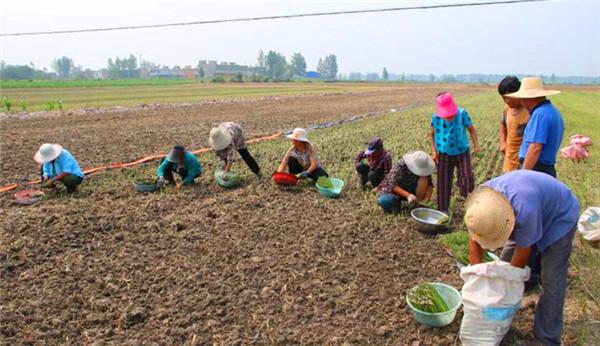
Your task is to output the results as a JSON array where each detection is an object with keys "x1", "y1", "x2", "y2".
[
  {"x1": 430, "y1": 108, "x2": 473, "y2": 155},
  {"x1": 483, "y1": 170, "x2": 579, "y2": 252},
  {"x1": 42, "y1": 149, "x2": 84, "y2": 179},
  {"x1": 157, "y1": 151, "x2": 202, "y2": 185},
  {"x1": 518, "y1": 100, "x2": 564, "y2": 165}
]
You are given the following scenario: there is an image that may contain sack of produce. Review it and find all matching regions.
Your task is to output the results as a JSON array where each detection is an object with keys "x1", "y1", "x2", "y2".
[
  {"x1": 570, "y1": 134, "x2": 593, "y2": 148},
  {"x1": 578, "y1": 207, "x2": 600, "y2": 245},
  {"x1": 560, "y1": 143, "x2": 589, "y2": 161},
  {"x1": 459, "y1": 262, "x2": 530, "y2": 346}
]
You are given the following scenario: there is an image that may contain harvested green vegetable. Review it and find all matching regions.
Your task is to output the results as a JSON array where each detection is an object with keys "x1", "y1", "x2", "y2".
[
  {"x1": 439, "y1": 231, "x2": 495, "y2": 265},
  {"x1": 317, "y1": 176, "x2": 333, "y2": 189},
  {"x1": 407, "y1": 283, "x2": 449, "y2": 313},
  {"x1": 436, "y1": 215, "x2": 449, "y2": 225}
]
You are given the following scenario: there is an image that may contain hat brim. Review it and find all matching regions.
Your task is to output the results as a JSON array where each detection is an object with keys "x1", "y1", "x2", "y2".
[
  {"x1": 286, "y1": 134, "x2": 310, "y2": 143},
  {"x1": 403, "y1": 152, "x2": 435, "y2": 177},
  {"x1": 364, "y1": 148, "x2": 376, "y2": 155},
  {"x1": 465, "y1": 187, "x2": 515, "y2": 250},
  {"x1": 34, "y1": 144, "x2": 63, "y2": 164},
  {"x1": 209, "y1": 125, "x2": 233, "y2": 151},
  {"x1": 506, "y1": 89, "x2": 560, "y2": 99}
]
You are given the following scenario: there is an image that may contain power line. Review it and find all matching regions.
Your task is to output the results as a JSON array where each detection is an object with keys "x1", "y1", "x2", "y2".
[{"x1": 1, "y1": 0, "x2": 549, "y2": 37}]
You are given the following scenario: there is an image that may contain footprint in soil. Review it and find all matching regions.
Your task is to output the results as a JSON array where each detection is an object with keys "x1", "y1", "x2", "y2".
[{"x1": 121, "y1": 307, "x2": 147, "y2": 328}]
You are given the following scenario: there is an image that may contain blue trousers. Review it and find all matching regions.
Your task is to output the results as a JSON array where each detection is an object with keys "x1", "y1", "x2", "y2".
[{"x1": 377, "y1": 193, "x2": 405, "y2": 213}]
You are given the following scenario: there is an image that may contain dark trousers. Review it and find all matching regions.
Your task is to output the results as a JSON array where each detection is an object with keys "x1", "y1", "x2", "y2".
[
  {"x1": 437, "y1": 151, "x2": 474, "y2": 211},
  {"x1": 519, "y1": 159, "x2": 557, "y2": 178},
  {"x1": 356, "y1": 163, "x2": 384, "y2": 188},
  {"x1": 40, "y1": 167, "x2": 83, "y2": 194},
  {"x1": 238, "y1": 148, "x2": 261, "y2": 176},
  {"x1": 288, "y1": 157, "x2": 328, "y2": 181},
  {"x1": 161, "y1": 160, "x2": 197, "y2": 185}
]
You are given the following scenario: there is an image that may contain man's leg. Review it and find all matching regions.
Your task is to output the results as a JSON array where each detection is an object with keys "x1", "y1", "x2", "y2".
[
  {"x1": 61, "y1": 174, "x2": 83, "y2": 194},
  {"x1": 237, "y1": 148, "x2": 261, "y2": 176},
  {"x1": 367, "y1": 170, "x2": 384, "y2": 188},
  {"x1": 377, "y1": 193, "x2": 401, "y2": 213},
  {"x1": 534, "y1": 227, "x2": 576, "y2": 345},
  {"x1": 456, "y1": 150, "x2": 475, "y2": 198},
  {"x1": 437, "y1": 153, "x2": 455, "y2": 212},
  {"x1": 356, "y1": 163, "x2": 370, "y2": 187}
]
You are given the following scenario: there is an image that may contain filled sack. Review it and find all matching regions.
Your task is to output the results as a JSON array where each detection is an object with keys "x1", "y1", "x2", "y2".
[
  {"x1": 578, "y1": 207, "x2": 600, "y2": 242},
  {"x1": 459, "y1": 261, "x2": 530, "y2": 346},
  {"x1": 561, "y1": 143, "x2": 589, "y2": 161},
  {"x1": 570, "y1": 134, "x2": 593, "y2": 148}
]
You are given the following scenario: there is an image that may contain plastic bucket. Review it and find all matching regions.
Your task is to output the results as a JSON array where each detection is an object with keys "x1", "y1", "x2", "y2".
[
  {"x1": 406, "y1": 282, "x2": 462, "y2": 327},
  {"x1": 316, "y1": 178, "x2": 344, "y2": 198},
  {"x1": 214, "y1": 169, "x2": 241, "y2": 188},
  {"x1": 133, "y1": 182, "x2": 158, "y2": 193},
  {"x1": 272, "y1": 172, "x2": 298, "y2": 186}
]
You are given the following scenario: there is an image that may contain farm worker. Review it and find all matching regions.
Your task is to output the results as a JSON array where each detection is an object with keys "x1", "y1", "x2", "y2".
[
  {"x1": 277, "y1": 128, "x2": 329, "y2": 181},
  {"x1": 466, "y1": 170, "x2": 580, "y2": 346},
  {"x1": 209, "y1": 122, "x2": 261, "y2": 177},
  {"x1": 498, "y1": 76, "x2": 530, "y2": 172},
  {"x1": 377, "y1": 151, "x2": 434, "y2": 213},
  {"x1": 156, "y1": 145, "x2": 202, "y2": 189},
  {"x1": 507, "y1": 76, "x2": 563, "y2": 177},
  {"x1": 35, "y1": 143, "x2": 84, "y2": 194},
  {"x1": 429, "y1": 92, "x2": 480, "y2": 211},
  {"x1": 354, "y1": 137, "x2": 392, "y2": 189}
]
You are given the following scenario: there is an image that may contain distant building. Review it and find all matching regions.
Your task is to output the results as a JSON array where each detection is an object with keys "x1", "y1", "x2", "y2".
[
  {"x1": 304, "y1": 71, "x2": 320, "y2": 79},
  {"x1": 197, "y1": 60, "x2": 263, "y2": 79}
]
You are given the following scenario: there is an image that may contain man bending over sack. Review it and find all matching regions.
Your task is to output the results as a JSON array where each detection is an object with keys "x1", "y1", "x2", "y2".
[
  {"x1": 35, "y1": 143, "x2": 84, "y2": 194},
  {"x1": 466, "y1": 170, "x2": 580, "y2": 345},
  {"x1": 157, "y1": 145, "x2": 202, "y2": 189}
]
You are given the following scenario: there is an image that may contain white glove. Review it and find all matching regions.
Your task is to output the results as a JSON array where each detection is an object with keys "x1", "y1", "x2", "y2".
[
  {"x1": 407, "y1": 194, "x2": 418, "y2": 204},
  {"x1": 157, "y1": 176, "x2": 165, "y2": 188}
]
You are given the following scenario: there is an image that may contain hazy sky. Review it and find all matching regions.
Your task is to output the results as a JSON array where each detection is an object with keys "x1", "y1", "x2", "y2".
[{"x1": 1, "y1": 0, "x2": 599, "y2": 76}]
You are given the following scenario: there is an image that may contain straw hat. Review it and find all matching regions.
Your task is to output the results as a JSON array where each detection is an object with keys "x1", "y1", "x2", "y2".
[
  {"x1": 286, "y1": 128, "x2": 310, "y2": 143},
  {"x1": 209, "y1": 124, "x2": 233, "y2": 151},
  {"x1": 506, "y1": 76, "x2": 560, "y2": 99},
  {"x1": 464, "y1": 186, "x2": 516, "y2": 250},
  {"x1": 34, "y1": 143, "x2": 63, "y2": 164},
  {"x1": 403, "y1": 151, "x2": 435, "y2": 177}
]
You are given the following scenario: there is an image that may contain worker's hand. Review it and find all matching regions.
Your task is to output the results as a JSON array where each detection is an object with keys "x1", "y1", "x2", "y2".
[
  {"x1": 42, "y1": 179, "x2": 55, "y2": 188},
  {"x1": 296, "y1": 171, "x2": 309, "y2": 179},
  {"x1": 407, "y1": 194, "x2": 418, "y2": 204},
  {"x1": 157, "y1": 176, "x2": 165, "y2": 188},
  {"x1": 371, "y1": 187, "x2": 378, "y2": 195},
  {"x1": 176, "y1": 182, "x2": 184, "y2": 189},
  {"x1": 473, "y1": 145, "x2": 481, "y2": 154},
  {"x1": 431, "y1": 151, "x2": 439, "y2": 164},
  {"x1": 500, "y1": 143, "x2": 506, "y2": 154}
]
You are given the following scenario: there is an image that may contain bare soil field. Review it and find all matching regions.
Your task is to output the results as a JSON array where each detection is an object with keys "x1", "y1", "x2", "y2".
[{"x1": 0, "y1": 84, "x2": 485, "y2": 186}]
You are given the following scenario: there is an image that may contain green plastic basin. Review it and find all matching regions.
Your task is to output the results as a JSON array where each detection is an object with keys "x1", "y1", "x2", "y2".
[
  {"x1": 315, "y1": 178, "x2": 344, "y2": 198},
  {"x1": 406, "y1": 282, "x2": 462, "y2": 328}
]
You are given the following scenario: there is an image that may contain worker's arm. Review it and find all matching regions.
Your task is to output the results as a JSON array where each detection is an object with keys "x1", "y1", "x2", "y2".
[
  {"x1": 469, "y1": 238, "x2": 485, "y2": 265},
  {"x1": 522, "y1": 143, "x2": 543, "y2": 170},
  {"x1": 499, "y1": 123, "x2": 507, "y2": 153},
  {"x1": 277, "y1": 148, "x2": 291, "y2": 172},
  {"x1": 307, "y1": 157, "x2": 318, "y2": 174},
  {"x1": 224, "y1": 161, "x2": 233, "y2": 172},
  {"x1": 510, "y1": 245, "x2": 532, "y2": 268},
  {"x1": 468, "y1": 125, "x2": 481, "y2": 153},
  {"x1": 391, "y1": 186, "x2": 412, "y2": 199},
  {"x1": 429, "y1": 126, "x2": 438, "y2": 163},
  {"x1": 52, "y1": 172, "x2": 69, "y2": 182}
]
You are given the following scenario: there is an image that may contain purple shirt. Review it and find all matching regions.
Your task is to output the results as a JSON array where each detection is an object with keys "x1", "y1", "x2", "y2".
[{"x1": 483, "y1": 170, "x2": 579, "y2": 252}]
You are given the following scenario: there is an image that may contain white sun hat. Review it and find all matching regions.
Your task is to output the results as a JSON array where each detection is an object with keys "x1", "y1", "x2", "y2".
[
  {"x1": 208, "y1": 124, "x2": 233, "y2": 151},
  {"x1": 286, "y1": 128, "x2": 310, "y2": 143},
  {"x1": 506, "y1": 76, "x2": 560, "y2": 99},
  {"x1": 34, "y1": 143, "x2": 63, "y2": 164},
  {"x1": 464, "y1": 186, "x2": 516, "y2": 250},
  {"x1": 403, "y1": 151, "x2": 435, "y2": 177}
]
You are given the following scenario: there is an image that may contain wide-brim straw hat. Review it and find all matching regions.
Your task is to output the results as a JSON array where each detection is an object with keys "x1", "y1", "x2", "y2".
[
  {"x1": 403, "y1": 150, "x2": 435, "y2": 177},
  {"x1": 506, "y1": 76, "x2": 560, "y2": 99},
  {"x1": 209, "y1": 124, "x2": 233, "y2": 151},
  {"x1": 286, "y1": 128, "x2": 310, "y2": 143},
  {"x1": 34, "y1": 143, "x2": 63, "y2": 164},
  {"x1": 464, "y1": 186, "x2": 516, "y2": 250}
]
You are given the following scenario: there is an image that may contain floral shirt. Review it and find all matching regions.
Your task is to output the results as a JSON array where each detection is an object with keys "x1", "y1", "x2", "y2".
[
  {"x1": 354, "y1": 150, "x2": 393, "y2": 175},
  {"x1": 215, "y1": 122, "x2": 247, "y2": 167},
  {"x1": 283, "y1": 144, "x2": 321, "y2": 170},
  {"x1": 378, "y1": 159, "x2": 432, "y2": 195}
]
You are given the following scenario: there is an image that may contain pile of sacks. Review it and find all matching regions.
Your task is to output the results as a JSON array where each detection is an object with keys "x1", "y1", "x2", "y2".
[{"x1": 561, "y1": 134, "x2": 593, "y2": 161}]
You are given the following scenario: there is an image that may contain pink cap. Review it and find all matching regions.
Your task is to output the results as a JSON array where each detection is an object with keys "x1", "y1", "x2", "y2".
[{"x1": 435, "y1": 92, "x2": 458, "y2": 119}]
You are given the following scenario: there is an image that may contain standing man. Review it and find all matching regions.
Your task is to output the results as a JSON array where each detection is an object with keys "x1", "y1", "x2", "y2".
[
  {"x1": 354, "y1": 137, "x2": 392, "y2": 189},
  {"x1": 465, "y1": 170, "x2": 580, "y2": 345},
  {"x1": 498, "y1": 76, "x2": 530, "y2": 172},
  {"x1": 507, "y1": 77, "x2": 562, "y2": 177}
]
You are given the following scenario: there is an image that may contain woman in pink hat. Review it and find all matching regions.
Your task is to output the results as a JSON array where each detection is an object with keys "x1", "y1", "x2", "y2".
[{"x1": 429, "y1": 92, "x2": 480, "y2": 211}]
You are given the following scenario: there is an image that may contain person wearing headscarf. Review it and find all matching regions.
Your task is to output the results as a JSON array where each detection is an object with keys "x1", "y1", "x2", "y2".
[
  {"x1": 35, "y1": 143, "x2": 84, "y2": 194},
  {"x1": 157, "y1": 145, "x2": 202, "y2": 189}
]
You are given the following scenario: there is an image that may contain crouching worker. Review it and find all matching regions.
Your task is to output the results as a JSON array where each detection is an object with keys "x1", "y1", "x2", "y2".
[
  {"x1": 209, "y1": 122, "x2": 261, "y2": 177},
  {"x1": 465, "y1": 170, "x2": 580, "y2": 345},
  {"x1": 157, "y1": 145, "x2": 202, "y2": 189},
  {"x1": 277, "y1": 128, "x2": 328, "y2": 181},
  {"x1": 35, "y1": 143, "x2": 84, "y2": 194},
  {"x1": 355, "y1": 137, "x2": 392, "y2": 189},
  {"x1": 377, "y1": 151, "x2": 434, "y2": 213}
]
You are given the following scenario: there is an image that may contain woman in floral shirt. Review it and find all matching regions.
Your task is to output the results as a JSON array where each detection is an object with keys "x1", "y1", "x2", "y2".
[
  {"x1": 377, "y1": 151, "x2": 434, "y2": 213},
  {"x1": 209, "y1": 122, "x2": 261, "y2": 177},
  {"x1": 277, "y1": 128, "x2": 328, "y2": 181}
]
